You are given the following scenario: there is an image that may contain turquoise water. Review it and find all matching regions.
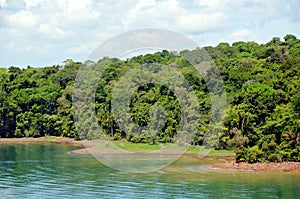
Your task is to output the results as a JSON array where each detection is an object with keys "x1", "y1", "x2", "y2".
[{"x1": 0, "y1": 143, "x2": 299, "y2": 199}]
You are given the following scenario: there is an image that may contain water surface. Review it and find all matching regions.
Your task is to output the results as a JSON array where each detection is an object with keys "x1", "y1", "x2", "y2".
[{"x1": 0, "y1": 143, "x2": 299, "y2": 198}]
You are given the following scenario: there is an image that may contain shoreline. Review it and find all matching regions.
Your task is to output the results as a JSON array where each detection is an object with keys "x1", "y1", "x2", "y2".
[
  {"x1": 1, "y1": 137, "x2": 299, "y2": 172},
  {"x1": 0, "y1": 136, "x2": 84, "y2": 146},
  {"x1": 212, "y1": 161, "x2": 300, "y2": 172},
  {"x1": 68, "y1": 147, "x2": 236, "y2": 156}
]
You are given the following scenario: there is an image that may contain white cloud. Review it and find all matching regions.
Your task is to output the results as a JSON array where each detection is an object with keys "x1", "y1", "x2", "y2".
[
  {"x1": 67, "y1": 42, "x2": 98, "y2": 54},
  {"x1": 0, "y1": 0, "x2": 299, "y2": 67},
  {"x1": 124, "y1": 0, "x2": 180, "y2": 28},
  {"x1": 176, "y1": 12, "x2": 228, "y2": 34},
  {"x1": 7, "y1": 10, "x2": 38, "y2": 28},
  {"x1": 221, "y1": 29, "x2": 263, "y2": 44},
  {"x1": 6, "y1": 42, "x2": 33, "y2": 52},
  {"x1": 0, "y1": 0, "x2": 6, "y2": 8},
  {"x1": 39, "y1": 23, "x2": 69, "y2": 38},
  {"x1": 124, "y1": 0, "x2": 229, "y2": 34},
  {"x1": 231, "y1": 29, "x2": 252, "y2": 38},
  {"x1": 58, "y1": 0, "x2": 101, "y2": 27},
  {"x1": 23, "y1": 0, "x2": 47, "y2": 9},
  {"x1": 194, "y1": 0, "x2": 230, "y2": 11}
]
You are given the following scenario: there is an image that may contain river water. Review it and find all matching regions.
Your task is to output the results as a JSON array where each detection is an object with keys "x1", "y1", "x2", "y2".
[{"x1": 0, "y1": 143, "x2": 299, "y2": 199}]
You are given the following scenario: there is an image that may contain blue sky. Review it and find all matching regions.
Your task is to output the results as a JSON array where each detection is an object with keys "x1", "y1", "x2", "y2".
[{"x1": 0, "y1": 0, "x2": 299, "y2": 67}]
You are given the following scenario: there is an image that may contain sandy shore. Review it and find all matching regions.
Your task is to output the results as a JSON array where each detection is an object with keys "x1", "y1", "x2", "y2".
[
  {"x1": 0, "y1": 136, "x2": 84, "y2": 146},
  {"x1": 212, "y1": 161, "x2": 300, "y2": 172}
]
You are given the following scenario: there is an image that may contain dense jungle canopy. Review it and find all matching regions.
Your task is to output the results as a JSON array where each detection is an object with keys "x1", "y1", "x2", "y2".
[{"x1": 0, "y1": 34, "x2": 299, "y2": 163}]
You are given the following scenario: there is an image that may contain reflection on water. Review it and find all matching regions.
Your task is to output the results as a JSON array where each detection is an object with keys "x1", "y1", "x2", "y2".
[
  {"x1": 94, "y1": 154, "x2": 189, "y2": 173},
  {"x1": 0, "y1": 143, "x2": 299, "y2": 198}
]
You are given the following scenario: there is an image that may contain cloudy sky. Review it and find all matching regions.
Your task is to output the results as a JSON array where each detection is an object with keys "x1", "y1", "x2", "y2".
[{"x1": 0, "y1": 0, "x2": 299, "y2": 67}]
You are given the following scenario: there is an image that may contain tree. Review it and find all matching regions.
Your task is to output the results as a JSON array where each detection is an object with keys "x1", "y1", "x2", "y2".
[
  {"x1": 1, "y1": 35, "x2": 300, "y2": 163},
  {"x1": 284, "y1": 34, "x2": 297, "y2": 45}
]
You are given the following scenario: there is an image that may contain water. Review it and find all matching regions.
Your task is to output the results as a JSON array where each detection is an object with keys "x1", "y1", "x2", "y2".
[{"x1": 0, "y1": 143, "x2": 299, "y2": 199}]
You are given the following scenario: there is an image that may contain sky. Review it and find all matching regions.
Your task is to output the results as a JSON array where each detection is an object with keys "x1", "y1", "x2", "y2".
[{"x1": 0, "y1": 0, "x2": 300, "y2": 67}]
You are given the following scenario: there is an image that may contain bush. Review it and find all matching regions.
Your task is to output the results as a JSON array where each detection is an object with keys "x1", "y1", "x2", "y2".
[
  {"x1": 267, "y1": 153, "x2": 281, "y2": 162},
  {"x1": 129, "y1": 135, "x2": 141, "y2": 143},
  {"x1": 113, "y1": 133, "x2": 123, "y2": 141},
  {"x1": 235, "y1": 148, "x2": 246, "y2": 163},
  {"x1": 289, "y1": 148, "x2": 300, "y2": 161},
  {"x1": 245, "y1": 146, "x2": 263, "y2": 163}
]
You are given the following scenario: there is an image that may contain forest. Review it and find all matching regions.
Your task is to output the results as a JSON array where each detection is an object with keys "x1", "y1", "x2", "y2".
[{"x1": 0, "y1": 34, "x2": 299, "y2": 163}]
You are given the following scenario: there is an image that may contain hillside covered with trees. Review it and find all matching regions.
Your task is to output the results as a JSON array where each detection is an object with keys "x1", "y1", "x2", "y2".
[{"x1": 0, "y1": 34, "x2": 299, "y2": 163}]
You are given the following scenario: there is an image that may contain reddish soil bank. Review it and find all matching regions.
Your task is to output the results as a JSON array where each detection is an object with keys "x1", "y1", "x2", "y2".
[
  {"x1": 213, "y1": 161, "x2": 300, "y2": 172},
  {"x1": 0, "y1": 137, "x2": 83, "y2": 146}
]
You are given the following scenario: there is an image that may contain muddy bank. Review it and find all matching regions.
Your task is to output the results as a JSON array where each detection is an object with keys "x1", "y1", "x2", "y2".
[
  {"x1": 213, "y1": 161, "x2": 300, "y2": 172},
  {"x1": 0, "y1": 136, "x2": 83, "y2": 146}
]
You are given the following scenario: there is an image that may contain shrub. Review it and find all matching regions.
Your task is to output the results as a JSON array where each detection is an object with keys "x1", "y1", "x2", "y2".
[
  {"x1": 235, "y1": 148, "x2": 246, "y2": 162},
  {"x1": 113, "y1": 133, "x2": 123, "y2": 141},
  {"x1": 245, "y1": 146, "x2": 263, "y2": 163},
  {"x1": 267, "y1": 153, "x2": 281, "y2": 162}
]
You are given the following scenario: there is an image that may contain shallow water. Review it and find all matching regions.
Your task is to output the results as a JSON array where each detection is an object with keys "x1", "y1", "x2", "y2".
[{"x1": 0, "y1": 143, "x2": 299, "y2": 198}]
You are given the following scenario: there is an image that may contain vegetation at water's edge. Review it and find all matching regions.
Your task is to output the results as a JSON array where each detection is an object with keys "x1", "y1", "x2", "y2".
[
  {"x1": 0, "y1": 34, "x2": 299, "y2": 163},
  {"x1": 110, "y1": 141, "x2": 234, "y2": 155}
]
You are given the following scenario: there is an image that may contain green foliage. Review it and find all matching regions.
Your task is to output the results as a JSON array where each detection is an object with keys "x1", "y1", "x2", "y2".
[
  {"x1": 0, "y1": 35, "x2": 299, "y2": 163},
  {"x1": 245, "y1": 146, "x2": 263, "y2": 163}
]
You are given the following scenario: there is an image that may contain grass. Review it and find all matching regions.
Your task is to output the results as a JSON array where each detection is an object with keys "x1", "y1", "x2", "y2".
[
  {"x1": 114, "y1": 142, "x2": 160, "y2": 151},
  {"x1": 95, "y1": 140, "x2": 235, "y2": 155},
  {"x1": 37, "y1": 136, "x2": 57, "y2": 141},
  {"x1": 209, "y1": 148, "x2": 235, "y2": 155},
  {"x1": 187, "y1": 145, "x2": 235, "y2": 155}
]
